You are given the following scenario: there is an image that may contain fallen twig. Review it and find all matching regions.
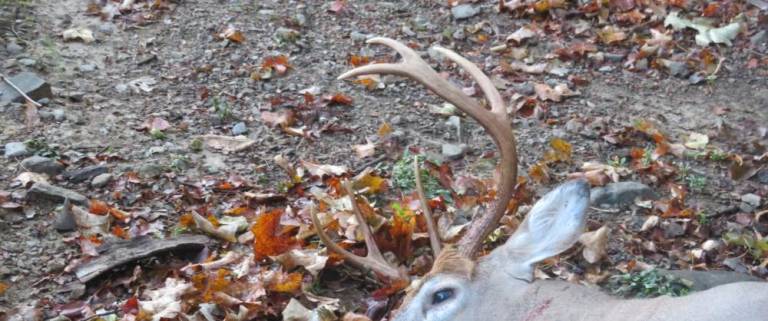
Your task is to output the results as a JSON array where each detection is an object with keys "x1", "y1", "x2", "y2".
[{"x1": 1, "y1": 73, "x2": 42, "y2": 107}]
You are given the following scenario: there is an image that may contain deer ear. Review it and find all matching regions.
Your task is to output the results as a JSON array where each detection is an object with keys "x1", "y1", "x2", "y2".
[{"x1": 493, "y1": 179, "x2": 590, "y2": 281}]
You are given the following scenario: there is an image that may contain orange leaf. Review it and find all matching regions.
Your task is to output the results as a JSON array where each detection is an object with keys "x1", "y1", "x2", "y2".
[
  {"x1": 377, "y1": 122, "x2": 393, "y2": 137},
  {"x1": 630, "y1": 147, "x2": 645, "y2": 160},
  {"x1": 349, "y1": 55, "x2": 370, "y2": 67},
  {"x1": 353, "y1": 77, "x2": 378, "y2": 90},
  {"x1": 179, "y1": 213, "x2": 195, "y2": 228},
  {"x1": 89, "y1": 200, "x2": 110, "y2": 215},
  {"x1": 544, "y1": 138, "x2": 572, "y2": 163},
  {"x1": 252, "y1": 209, "x2": 296, "y2": 259},
  {"x1": 0, "y1": 282, "x2": 7, "y2": 295},
  {"x1": 528, "y1": 162, "x2": 550, "y2": 183},
  {"x1": 702, "y1": 3, "x2": 719, "y2": 17},
  {"x1": 112, "y1": 226, "x2": 128, "y2": 239},
  {"x1": 224, "y1": 205, "x2": 249, "y2": 216},
  {"x1": 207, "y1": 215, "x2": 220, "y2": 227},
  {"x1": 269, "y1": 272, "x2": 302, "y2": 293},
  {"x1": 327, "y1": 93, "x2": 353, "y2": 105},
  {"x1": 109, "y1": 208, "x2": 130, "y2": 221}
]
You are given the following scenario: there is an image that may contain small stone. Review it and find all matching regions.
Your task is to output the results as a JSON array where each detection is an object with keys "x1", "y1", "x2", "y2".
[
  {"x1": 6, "y1": 41, "x2": 23, "y2": 55},
  {"x1": 63, "y1": 165, "x2": 108, "y2": 183},
  {"x1": 590, "y1": 181, "x2": 657, "y2": 208},
  {"x1": 78, "y1": 64, "x2": 97, "y2": 73},
  {"x1": 740, "y1": 193, "x2": 761, "y2": 212},
  {"x1": 756, "y1": 169, "x2": 768, "y2": 185},
  {"x1": 91, "y1": 173, "x2": 113, "y2": 188},
  {"x1": 115, "y1": 83, "x2": 128, "y2": 94},
  {"x1": 98, "y1": 23, "x2": 116, "y2": 35},
  {"x1": 37, "y1": 97, "x2": 49, "y2": 106},
  {"x1": 27, "y1": 182, "x2": 88, "y2": 206},
  {"x1": 275, "y1": 27, "x2": 301, "y2": 42},
  {"x1": 4, "y1": 142, "x2": 29, "y2": 158},
  {"x1": 701, "y1": 239, "x2": 721, "y2": 252},
  {"x1": 138, "y1": 163, "x2": 165, "y2": 178},
  {"x1": 232, "y1": 122, "x2": 248, "y2": 135},
  {"x1": 20, "y1": 156, "x2": 65, "y2": 176},
  {"x1": 750, "y1": 30, "x2": 766, "y2": 47},
  {"x1": 0, "y1": 72, "x2": 53, "y2": 106},
  {"x1": 565, "y1": 118, "x2": 584, "y2": 133},
  {"x1": 52, "y1": 109, "x2": 66, "y2": 121},
  {"x1": 662, "y1": 221, "x2": 686, "y2": 238},
  {"x1": 442, "y1": 143, "x2": 468, "y2": 160},
  {"x1": 659, "y1": 59, "x2": 690, "y2": 78},
  {"x1": 350, "y1": 31, "x2": 370, "y2": 42},
  {"x1": 452, "y1": 29, "x2": 466, "y2": 40},
  {"x1": 451, "y1": 4, "x2": 479, "y2": 20},
  {"x1": 513, "y1": 82, "x2": 535, "y2": 96},
  {"x1": 18, "y1": 58, "x2": 37, "y2": 66},
  {"x1": 54, "y1": 205, "x2": 77, "y2": 232},
  {"x1": 604, "y1": 53, "x2": 625, "y2": 62}
]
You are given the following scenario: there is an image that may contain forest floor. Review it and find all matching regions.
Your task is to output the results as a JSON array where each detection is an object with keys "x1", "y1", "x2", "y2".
[{"x1": 0, "y1": 0, "x2": 766, "y2": 320}]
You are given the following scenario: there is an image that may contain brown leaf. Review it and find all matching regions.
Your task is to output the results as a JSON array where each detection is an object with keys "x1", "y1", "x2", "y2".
[
  {"x1": 25, "y1": 101, "x2": 40, "y2": 128},
  {"x1": 597, "y1": 25, "x2": 628, "y2": 44},
  {"x1": 579, "y1": 226, "x2": 610, "y2": 264},
  {"x1": 301, "y1": 160, "x2": 348, "y2": 177},
  {"x1": 377, "y1": 122, "x2": 393, "y2": 137},
  {"x1": 269, "y1": 271, "x2": 302, "y2": 293},
  {"x1": 219, "y1": 26, "x2": 245, "y2": 43},
  {"x1": 324, "y1": 93, "x2": 353, "y2": 106},
  {"x1": 260, "y1": 111, "x2": 295, "y2": 128},
  {"x1": 353, "y1": 142, "x2": 376, "y2": 159}
]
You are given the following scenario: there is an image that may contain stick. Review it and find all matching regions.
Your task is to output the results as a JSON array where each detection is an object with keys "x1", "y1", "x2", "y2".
[{"x1": 1, "y1": 73, "x2": 42, "y2": 107}]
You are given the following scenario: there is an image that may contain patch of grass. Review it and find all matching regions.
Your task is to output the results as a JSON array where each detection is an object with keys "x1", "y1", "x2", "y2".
[
  {"x1": 189, "y1": 138, "x2": 203, "y2": 152},
  {"x1": 607, "y1": 269, "x2": 691, "y2": 298},
  {"x1": 211, "y1": 97, "x2": 233, "y2": 121},
  {"x1": 25, "y1": 139, "x2": 58, "y2": 158},
  {"x1": 150, "y1": 129, "x2": 166, "y2": 140},
  {"x1": 708, "y1": 149, "x2": 729, "y2": 162},
  {"x1": 696, "y1": 211, "x2": 709, "y2": 226},
  {"x1": 608, "y1": 155, "x2": 628, "y2": 168},
  {"x1": 676, "y1": 162, "x2": 706, "y2": 192},
  {"x1": 391, "y1": 151, "x2": 451, "y2": 202}
]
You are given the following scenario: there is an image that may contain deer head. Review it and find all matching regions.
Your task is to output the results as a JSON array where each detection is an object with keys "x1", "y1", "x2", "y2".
[{"x1": 312, "y1": 37, "x2": 768, "y2": 321}]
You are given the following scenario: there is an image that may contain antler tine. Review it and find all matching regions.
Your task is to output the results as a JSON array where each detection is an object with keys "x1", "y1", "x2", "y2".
[
  {"x1": 339, "y1": 37, "x2": 519, "y2": 259},
  {"x1": 310, "y1": 182, "x2": 406, "y2": 281},
  {"x1": 430, "y1": 47, "x2": 505, "y2": 116},
  {"x1": 414, "y1": 158, "x2": 442, "y2": 256}
]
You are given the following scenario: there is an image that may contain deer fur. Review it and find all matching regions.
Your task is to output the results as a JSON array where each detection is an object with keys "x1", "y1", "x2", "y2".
[{"x1": 392, "y1": 180, "x2": 768, "y2": 321}]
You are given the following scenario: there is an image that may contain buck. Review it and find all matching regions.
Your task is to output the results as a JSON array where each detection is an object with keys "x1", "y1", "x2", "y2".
[{"x1": 311, "y1": 37, "x2": 768, "y2": 321}]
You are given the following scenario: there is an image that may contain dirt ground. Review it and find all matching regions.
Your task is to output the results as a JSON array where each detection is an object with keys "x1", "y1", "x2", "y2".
[{"x1": 1, "y1": 0, "x2": 766, "y2": 319}]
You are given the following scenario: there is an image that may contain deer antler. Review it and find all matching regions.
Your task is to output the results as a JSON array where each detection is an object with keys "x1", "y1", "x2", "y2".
[
  {"x1": 310, "y1": 181, "x2": 408, "y2": 280},
  {"x1": 339, "y1": 37, "x2": 518, "y2": 258}
]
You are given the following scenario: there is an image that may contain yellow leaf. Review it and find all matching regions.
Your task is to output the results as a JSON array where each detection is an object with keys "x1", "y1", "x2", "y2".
[
  {"x1": 546, "y1": 138, "x2": 572, "y2": 162},
  {"x1": 269, "y1": 272, "x2": 302, "y2": 293},
  {"x1": 378, "y1": 122, "x2": 393, "y2": 137}
]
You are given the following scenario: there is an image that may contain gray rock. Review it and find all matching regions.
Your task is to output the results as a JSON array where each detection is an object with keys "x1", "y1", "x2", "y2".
[
  {"x1": 115, "y1": 83, "x2": 128, "y2": 94},
  {"x1": 662, "y1": 221, "x2": 686, "y2": 238},
  {"x1": 452, "y1": 29, "x2": 466, "y2": 40},
  {"x1": 78, "y1": 64, "x2": 97, "y2": 73},
  {"x1": 138, "y1": 163, "x2": 165, "y2": 178},
  {"x1": 18, "y1": 58, "x2": 37, "y2": 66},
  {"x1": 757, "y1": 169, "x2": 768, "y2": 185},
  {"x1": 513, "y1": 82, "x2": 535, "y2": 96},
  {"x1": 740, "y1": 193, "x2": 761, "y2": 212},
  {"x1": 231, "y1": 122, "x2": 248, "y2": 135},
  {"x1": 20, "y1": 156, "x2": 65, "y2": 176},
  {"x1": 658, "y1": 269, "x2": 764, "y2": 292},
  {"x1": 4, "y1": 142, "x2": 29, "y2": 158},
  {"x1": 565, "y1": 118, "x2": 584, "y2": 133},
  {"x1": 52, "y1": 109, "x2": 66, "y2": 121},
  {"x1": 91, "y1": 173, "x2": 113, "y2": 188},
  {"x1": 203, "y1": 151, "x2": 227, "y2": 174},
  {"x1": 27, "y1": 182, "x2": 88, "y2": 206},
  {"x1": 750, "y1": 30, "x2": 766, "y2": 47},
  {"x1": 451, "y1": 4, "x2": 479, "y2": 20},
  {"x1": 63, "y1": 165, "x2": 108, "y2": 183},
  {"x1": 98, "y1": 23, "x2": 116, "y2": 35},
  {"x1": 442, "y1": 143, "x2": 468, "y2": 160},
  {"x1": 590, "y1": 181, "x2": 657, "y2": 208},
  {"x1": 54, "y1": 204, "x2": 77, "y2": 232},
  {"x1": 659, "y1": 59, "x2": 690, "y2": 78},
  {"x1": 0, "y1": 72, "x2": 53, "y2": 107},
  {"x1": 6, "y1": 41, "x2": 23, "y2": 55},
  {"x1": 350, "y1": 31, "x2": 370, "y2": 42}
]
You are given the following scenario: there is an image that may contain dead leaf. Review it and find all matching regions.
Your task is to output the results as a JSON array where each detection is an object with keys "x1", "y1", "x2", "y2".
[
  {"x1": 72, "y1": 204, "x2": 111, "y2": 236},
  {"x1": 62, "y1": 27, "x2": 95, "y2": 43},
  {"x1": 190, "y1": 212, "x2": 241, "y2": 242},
  {"x1": 598, "y1": 25, "x2": 628, "y2": 44},
  {"x1": 353, "y1": 142, "x2": 376, "y2": 159},
  {"x1": 579, "y1": 226, "x2": 610, "y2": 264},
  {"x1": 684, "y1": 132, "x2": 709, "y2": 149},
  {"x1": 506, "y1": 26, "x2": 536, "y2": 43},
  {"x1": 273, "y1": 249, "x2": 328, "y2": 276},
  {"x1": 24, "y1": 102, "x2": 40, "y2": 128},
  {"x1": 139, "y1": 278, "x2": 192, "y2": 321},
  {"x1": 200, "y1": 134, "x2": 256, "y2": 152},
  {"x1": 378, "y1": 122, "x2": 393, "y2": 137},
  {"x1": 534, "y1": 83, "x2": 579, "y2": 102},
  {"x1": 301, "y1": 161, "x2": 348, "y2": 177},
  {"x1": 282, "y1": 298, "x2": 313, "y2": 321},
  {"x1": 260, "y1": 111, "x2": 295, "y2": 128},
  {"x1": 219, "y1": 25, "x2": 245, "y2": 43}
]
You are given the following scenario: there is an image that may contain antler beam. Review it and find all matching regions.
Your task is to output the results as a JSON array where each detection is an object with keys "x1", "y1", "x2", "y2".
[{"x1": 339, "y1": 37, "x2": 518, "y2": 258}]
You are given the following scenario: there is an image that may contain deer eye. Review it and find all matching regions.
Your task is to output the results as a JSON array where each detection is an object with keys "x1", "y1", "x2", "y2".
[{"x1": 431, "y1": 288, "x2": 454, "y2": 305}]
